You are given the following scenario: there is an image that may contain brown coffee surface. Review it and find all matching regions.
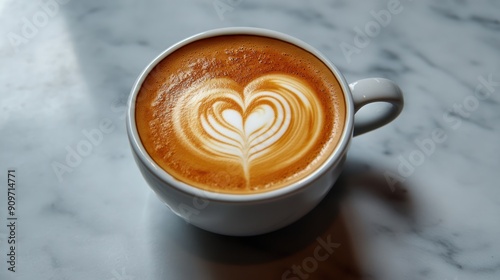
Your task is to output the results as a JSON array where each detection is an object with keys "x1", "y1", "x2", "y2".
[{"x1": 135, "y1": 35, "x2": 346, "y2": 194}]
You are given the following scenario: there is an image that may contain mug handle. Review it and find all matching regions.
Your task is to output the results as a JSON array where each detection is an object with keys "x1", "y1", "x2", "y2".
[{"x1": 349, "y1": 78, "x2": 404, "y2": 137}]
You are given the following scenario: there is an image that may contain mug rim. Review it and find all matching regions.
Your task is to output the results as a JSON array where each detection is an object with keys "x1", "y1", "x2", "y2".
[{"x1": 126, "y1": 27, "x2": 354, "y2": 202}]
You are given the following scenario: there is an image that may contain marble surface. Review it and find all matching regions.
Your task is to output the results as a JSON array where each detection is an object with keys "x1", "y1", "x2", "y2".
[{"x1": 1, "y1": 0, "x2": 499, "y2": 279}]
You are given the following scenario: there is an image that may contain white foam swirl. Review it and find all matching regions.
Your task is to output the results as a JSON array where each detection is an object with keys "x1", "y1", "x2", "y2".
[{"x1": 172, "y1": 74, "x2": 324, "y2": 186}]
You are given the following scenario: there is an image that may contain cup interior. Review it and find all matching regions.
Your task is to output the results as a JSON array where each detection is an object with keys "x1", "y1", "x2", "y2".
[{"x1": 127, "y1": 27, "x2": 355, "y2": 202}]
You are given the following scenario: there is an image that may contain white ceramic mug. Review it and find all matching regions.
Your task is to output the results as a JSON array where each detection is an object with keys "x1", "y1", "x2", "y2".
[{"x1": 126, "y1": 27, "x2": 403, "y2": 236}]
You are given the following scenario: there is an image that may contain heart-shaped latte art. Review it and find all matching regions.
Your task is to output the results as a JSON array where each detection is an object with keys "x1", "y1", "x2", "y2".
[{"x1": 172, "y1": 74, "x2": 325, "y2": 186}]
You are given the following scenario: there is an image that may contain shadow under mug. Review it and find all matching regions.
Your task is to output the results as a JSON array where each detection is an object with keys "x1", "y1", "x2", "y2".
[{"x1": 126, "y1": 27, "x2": 404, "y2": 236}]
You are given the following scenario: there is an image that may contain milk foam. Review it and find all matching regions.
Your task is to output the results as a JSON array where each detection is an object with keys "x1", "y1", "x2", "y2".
[{"x1": 172, "y1": 74, "x2": 324, "y2": 186}]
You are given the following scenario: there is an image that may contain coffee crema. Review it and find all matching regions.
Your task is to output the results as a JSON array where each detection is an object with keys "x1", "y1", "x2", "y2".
[{"x1": 135, "y1": 35, "x2": 346, "y2": 194}]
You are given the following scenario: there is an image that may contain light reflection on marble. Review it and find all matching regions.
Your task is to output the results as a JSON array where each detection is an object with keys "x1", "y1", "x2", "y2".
[{"x1": 0, "y1": 0, "x2": 499, "y2": 279}]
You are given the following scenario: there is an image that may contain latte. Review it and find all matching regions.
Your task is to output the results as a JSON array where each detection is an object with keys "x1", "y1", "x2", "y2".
[{"x1": 135, "y1": 35, "x2": 346, "y2": 194}]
